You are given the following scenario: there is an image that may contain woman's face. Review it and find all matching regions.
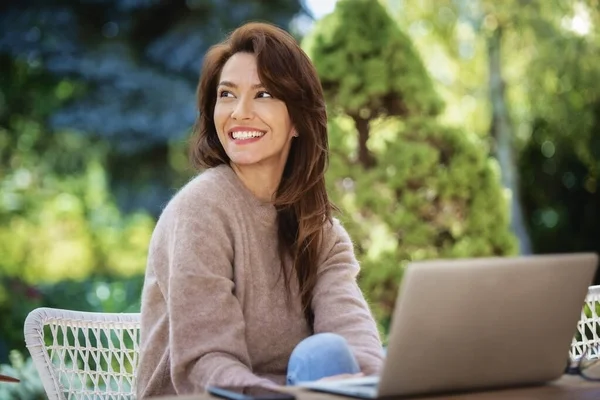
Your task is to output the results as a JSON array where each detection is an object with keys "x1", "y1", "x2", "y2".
[{"x1": 213, "y1": 52, "x2": 295, "y2": 172}]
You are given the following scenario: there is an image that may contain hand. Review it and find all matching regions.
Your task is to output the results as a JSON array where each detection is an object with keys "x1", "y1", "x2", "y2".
[{"x1": 318, "y1": 372, "x2": 364, "y2": 382}]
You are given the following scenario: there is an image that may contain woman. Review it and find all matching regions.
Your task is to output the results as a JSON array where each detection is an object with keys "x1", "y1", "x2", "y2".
[{"x1": 136, "y1": 22, "x2": 384, "y2": 398}]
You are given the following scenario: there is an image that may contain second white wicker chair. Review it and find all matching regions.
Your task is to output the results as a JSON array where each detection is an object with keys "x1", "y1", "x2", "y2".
[
  {"x1": 24, "y1": 307, "x2": 140, "y2": 400},
  {"x1": 570, "y1": 285, "x2": 600, "y2": 361}
]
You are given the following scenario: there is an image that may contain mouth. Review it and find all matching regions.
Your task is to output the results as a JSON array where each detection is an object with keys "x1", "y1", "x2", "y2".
[{"x1": 228, "y1": 130, "x2": 267, "y2": 141}]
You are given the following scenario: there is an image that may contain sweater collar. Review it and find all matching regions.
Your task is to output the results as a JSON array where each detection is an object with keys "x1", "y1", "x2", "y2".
[{"x1": 216, "y1": 164, "x2": 277, "y2": 226}]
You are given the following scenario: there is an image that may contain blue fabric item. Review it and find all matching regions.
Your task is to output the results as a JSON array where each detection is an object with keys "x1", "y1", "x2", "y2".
[{"x1": 286, "y1": 333, "x2": 361, "y2": 385}]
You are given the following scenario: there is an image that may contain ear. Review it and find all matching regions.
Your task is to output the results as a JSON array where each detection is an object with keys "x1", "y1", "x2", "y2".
[{"x1": 290, "y1": 128, "x2": 299, "y2": 138}]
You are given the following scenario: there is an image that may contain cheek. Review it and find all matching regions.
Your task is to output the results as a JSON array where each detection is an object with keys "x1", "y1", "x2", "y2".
[
  {"x1": 265, "y1": 104, "x2": 293, "y2": 134},
  {"x1": 280, "y1": 115, "x2": 294, "y2": 137},
  {"x1": 213, "y1": 105, "x2": 229, "y2": 132}
]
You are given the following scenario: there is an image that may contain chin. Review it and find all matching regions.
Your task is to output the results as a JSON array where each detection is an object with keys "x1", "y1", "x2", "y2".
[
  {"x1": 226, "y1": 148, "x2": 285, "y2": 170},
  {"x1": 228, "y1": 155, "x2": 264, "y2": 166}
]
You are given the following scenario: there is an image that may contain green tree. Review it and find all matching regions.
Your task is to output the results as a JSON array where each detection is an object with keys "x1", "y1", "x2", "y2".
[
  {"x1": 516, "y1": 3, "x2": 600, "y2": 262},
  {"x1": 384, "y1": 0, "x2": 600, "y2": 278},
  {"x1": 304, "y1": 0, "x2": 442, "y2": 168},
  {"x1": 304, "y1": 0, "x2": 517, "y2": 331}
]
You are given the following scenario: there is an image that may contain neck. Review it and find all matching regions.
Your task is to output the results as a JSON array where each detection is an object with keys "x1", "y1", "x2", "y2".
[{"x1": 230, "y1": 162, "x2": 283, "y2": 202}]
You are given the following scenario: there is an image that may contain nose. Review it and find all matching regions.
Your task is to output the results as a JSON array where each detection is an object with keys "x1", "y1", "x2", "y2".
[{"x1": 231, "y1": 97, "x2": 253, "y2": 120}]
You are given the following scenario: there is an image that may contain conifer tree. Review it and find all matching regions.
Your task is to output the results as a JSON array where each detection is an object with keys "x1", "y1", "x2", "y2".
[{"x1": 304, "y1": 0, "x2": 517, "y2": 329}]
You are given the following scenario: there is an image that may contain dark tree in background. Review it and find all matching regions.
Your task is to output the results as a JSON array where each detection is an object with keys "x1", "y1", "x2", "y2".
[
  {"x1": 0, "y1": 0, "x2": 306, "y2": 216},
  {"x1": 515, "y1": 13, "x2": 600, "y2": 284},
  {"x1": 520, "y1": 113, "x2": 600, "y2": 282}
]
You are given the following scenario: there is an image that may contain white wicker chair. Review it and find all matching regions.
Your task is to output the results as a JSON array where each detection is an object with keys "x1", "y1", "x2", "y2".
[
  {"x1": 570, "y1": 285, "x2": 600, "y2": 361},
  {"x1": 24, "y1": 307, "x2": 141, "y2": 400}
]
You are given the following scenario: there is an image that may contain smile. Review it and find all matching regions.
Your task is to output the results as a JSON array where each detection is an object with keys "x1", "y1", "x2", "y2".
[{"x1": 229, "y1": 130, "x2": 266, "y2": 140}]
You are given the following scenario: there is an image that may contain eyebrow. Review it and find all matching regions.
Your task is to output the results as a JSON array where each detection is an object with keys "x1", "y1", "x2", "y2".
[{"x1": 218, "y1": 81, "x2": 265, "y2": 90}]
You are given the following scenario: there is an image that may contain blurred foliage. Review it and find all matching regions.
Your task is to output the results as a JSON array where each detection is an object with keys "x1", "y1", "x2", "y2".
[
  {"x1": 0, "y1": 54, "x2": 151, "y2": 359},
  {"x1": 514, "y1": 2, "x2": 600, "y2": 259},
  {"x1": 0, "y1": 350, "x2": 45, "y2": 400},
  {"x1": 520, "y1": 116, "x2": 600, "y2": 255},
  {"x1": 384, "y1": 0, "x2": 600, "y2": 272},
  {"x1": 0, "y1": 0, "x2": 306, "y2": 216},
  {"x1": 0, "y1": 55, "x2": 154, "y2": 282},
  {"x1": 305, "y1": 0, "x2": 517, "y2": 332}
]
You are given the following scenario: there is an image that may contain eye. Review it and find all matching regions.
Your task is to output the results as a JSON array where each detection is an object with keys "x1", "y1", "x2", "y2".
[
  {"x1": 256, "y1": 91, "x2": 273, "y2": 99},
  {"x1": 218, "y1": 90, "x2": 234, "y2": 98}
]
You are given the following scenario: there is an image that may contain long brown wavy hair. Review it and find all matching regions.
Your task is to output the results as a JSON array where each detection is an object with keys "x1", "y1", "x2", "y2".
[{"x1": 189, "y1": 22, "x2": 335, "y2": 327}]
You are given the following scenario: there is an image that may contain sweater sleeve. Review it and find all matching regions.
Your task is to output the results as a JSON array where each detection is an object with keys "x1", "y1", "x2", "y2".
[
  {"x1": 158, "y1": 194, "x2": 275, "y2": 392},
  {"x1": 311, "y1": 219, "x2": 385, "y2": 376}
]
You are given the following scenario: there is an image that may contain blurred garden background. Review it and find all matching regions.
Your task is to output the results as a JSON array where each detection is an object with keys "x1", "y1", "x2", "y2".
[{"x1": 1, "y1": 0, "x2": 599, "y2": 396}]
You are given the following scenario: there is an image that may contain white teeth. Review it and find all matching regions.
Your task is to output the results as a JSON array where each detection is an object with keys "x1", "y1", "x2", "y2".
[{"x1": 231, "y1": 131, "x2": 265, "y2": 140}]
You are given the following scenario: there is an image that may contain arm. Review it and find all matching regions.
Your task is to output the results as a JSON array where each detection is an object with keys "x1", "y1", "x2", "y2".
[
  {"x1": 311, "y1": 219, "x2": 385, "y2": 376},
  {"x1": 159, "y1": 195, "x2": 274, "y2": 392}
]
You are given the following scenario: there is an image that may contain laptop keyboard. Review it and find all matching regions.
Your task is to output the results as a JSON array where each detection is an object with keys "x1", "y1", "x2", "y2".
[
  {"x1": 342, "y1": 382, "x2": 378, "y2": 397},
  {"x1": 300, "y1": 376, "x2": 380, "y2": 398},
  {"x1": 351, "y1": 383, "x2": 378, "y2": 388}
]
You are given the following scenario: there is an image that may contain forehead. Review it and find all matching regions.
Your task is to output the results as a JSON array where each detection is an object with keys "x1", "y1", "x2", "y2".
[{"x1": 220, "y1": 52, "x2": 259, "y2": 83}]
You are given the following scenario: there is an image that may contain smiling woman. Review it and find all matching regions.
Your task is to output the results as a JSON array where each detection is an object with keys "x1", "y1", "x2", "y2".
[
  {"x1": 213, "y1": 52, "x2": 295, "y2": 182},
  {"x1": 136, "y1": 22, "x2": 384, "y2": 398}
]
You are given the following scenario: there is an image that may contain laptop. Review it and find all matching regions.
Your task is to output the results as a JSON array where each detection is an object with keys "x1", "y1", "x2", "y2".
[{"x1": 301, "y1": 253, "x2": 598, "y2": 398}]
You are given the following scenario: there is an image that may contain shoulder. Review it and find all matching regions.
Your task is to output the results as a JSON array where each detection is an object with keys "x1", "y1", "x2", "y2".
[
  {"x1": 157, "y1": 165, "x2": 237, "y2": 230},
  {"x1": 322, "y1": 218, "x2": 353, "y2": 247},
  {"x1": 167, "y1": 165, "x2": 235, "y2": 213},
  {"x1": 318, "y1": 217, "x2": 357, "y2": 265}
]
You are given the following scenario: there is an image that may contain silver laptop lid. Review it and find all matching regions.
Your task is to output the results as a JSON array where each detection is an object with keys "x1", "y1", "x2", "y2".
[{"x1": 378, "y1": 253, "x2": 598, "y2": 398}]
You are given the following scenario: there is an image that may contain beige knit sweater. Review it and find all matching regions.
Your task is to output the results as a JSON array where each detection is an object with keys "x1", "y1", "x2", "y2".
[{"x1": 137, "y1": 164, "x2": 384, "y2": 398}]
